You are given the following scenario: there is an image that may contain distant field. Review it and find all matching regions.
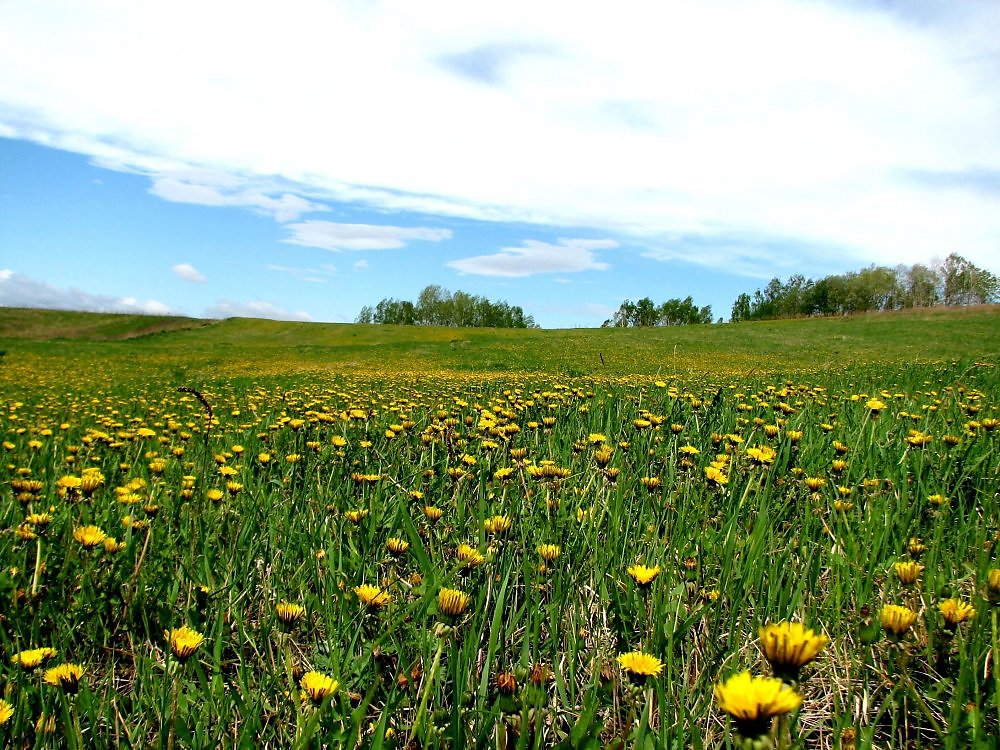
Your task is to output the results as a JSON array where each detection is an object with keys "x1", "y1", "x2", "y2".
[
  {"x1": 0, "y1": 305, "x2": 998, "y2": 386},
  {"x1": 0, "y1": 305, "x2": 998, "y2": 748}
]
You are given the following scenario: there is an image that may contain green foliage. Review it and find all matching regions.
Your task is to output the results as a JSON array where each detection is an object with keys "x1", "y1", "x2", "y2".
[
  {"x1": 731, "y1": 254, "x2": 999, "y2": 322},
  {"x1": 0, "y1": 307, "x2": 998, "y2": 747},
  {"x1": 602, "y1": 296, "x2": 713, "y2": 327},
  {"x1": 356, "y1": 284, "x2": 537, "y2": 328}
]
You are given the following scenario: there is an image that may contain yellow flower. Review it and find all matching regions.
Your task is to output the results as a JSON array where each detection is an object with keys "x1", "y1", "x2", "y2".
[
  {"x1": 423, "y1": 505, "x2": 444, "y2": 523},
  {"x1": 483, "y1": 515, "x2": 512, "y2": 535},
  {"x1": 705, "y1": 466, "x2": 728, "y2": 486},
  {"x1": 537, "y1": 544, "x2": 561, "y2": 562},
  {"x1": 0, "y1": 698, "x2": 12, "y2": 725},
  {"x1": 11, "y1": 647, "x2": 57, "y2": 669},
  {"x1": 989, "y1": 568, "x2": 1000, "y2": 603},
  {"x1": 938, "y1": 598, "x2": 975, "y2": 627},
  {"x1": 456, "y1": 544, "x2": 486, "y2": 567},
  {"x1": 276, "y1": 601, "x2": 306, "y2": 627},
  {"x1": 300, "y1": 671, "x2": 339, "y2": 705},
  {"x1": 880, "y1": 604, "x2": 918, "y2": 638},
  {"x1": 437, "y1": 587, "x2": 471, "y2": 617},
  {"x1": 354, "y1": 584, "x2": 391, "y2": 609},
  {"x1": 893, "y1": 561, "x2": 924, "y2": 586},
  {"x1": 758, "y1": 621, "x2": 828, "y2": 681},
  {"x1": 73, "y1": 525, "x2": 107, "y2": 549},
  {"x1": 166, "y1": 626, "x2": 206, "y2": 662},
  {"x1": 43, "y1": 663, "x2": 84, "y2": 693},
  {"x1": 386, "y1": 537, "x2": 410, "y2": 556},
  {"x1": 103, "y1": 537, "x2": 127, "y2": 553},
  {"x1": 865, "y1": 398, "x2": 887, "y2": 412},
  {"x1": 714, "y1": 671, "x2": 802, "y2": 739},
  {"x1": 617, "y1": 651, "x2": 663, "y2": 680},
  {"x1": 627, "y1": 564, "x2": 661, "y2": 588}
]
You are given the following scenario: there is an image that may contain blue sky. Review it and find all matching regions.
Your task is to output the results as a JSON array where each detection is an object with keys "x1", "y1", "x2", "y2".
[{"x1": 1, "y1": 0, "x2": 999, "y2": 328}]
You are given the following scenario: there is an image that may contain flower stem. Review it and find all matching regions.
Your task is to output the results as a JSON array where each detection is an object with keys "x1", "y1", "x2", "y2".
[{"x1": 408, "y1": 639, "x2": 445, "y2": 745}]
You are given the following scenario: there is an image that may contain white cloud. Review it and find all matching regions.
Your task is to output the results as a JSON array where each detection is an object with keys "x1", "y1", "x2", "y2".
[
  {"x1": 448, "y1": 238, "x2": 616, "y2": 277},
  {"x1": 205, "y1": 299, "x2": 313, "y2": 322},
  {"x1": 282, "y1": 221, "x2": 452, "y2": 252},
  {"x1": 1, "y1": 1, "x2": 999, "y2": 272},
  {"x1": 353, "y1": 259, "x2": 368, "y2": 270},
  {"x1": 0, "y1": 270, "x2": 176, "y2": 315},
  {"x1": 265, "y1": 263, "x2": 334, "y2": 283},
  {"x1": 172, "y1": 262, "x2": 206, "y2": 283},
  {"x1": 149, "y1": 172, "x2": 328, "y2": 222}
]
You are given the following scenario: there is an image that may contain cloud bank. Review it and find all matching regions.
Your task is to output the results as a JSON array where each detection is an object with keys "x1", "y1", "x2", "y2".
[
  {"x1": 0, "y1": 270, "x2": 174, "y2": 315},
  {"x1": 1, "y1": 0, "x2": 999, "y2": 273}
]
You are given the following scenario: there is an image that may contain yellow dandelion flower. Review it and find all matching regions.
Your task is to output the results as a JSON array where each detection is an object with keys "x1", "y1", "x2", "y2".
[
  {"x1": 437, "y1": 587, "x2": 471, "y2": 617},
  {"x1": 73, "y1": 525, "x2": 107, "y2": 549},
  {"x1": 166, "y1": 626, "x2": 206, "y2": 662},
  {"x1": 423, "y1": 505, "x2": 444, "y2": 523},
  {"x1": 276, "y1": 601, "x2": 306, "y2": 627},
  {"x1": 11, "y1": 647, "x2": 57, "y2": 669},
  {"x1": 627, "y1": 564, "x2": 661, "y2": 588},
  {"x1": 456, "y1": 544, "x2": 486, "y2": 567},
  {"x1": 617, "y1": 651, "x2": 663, "y2": 680},
  {"x1": 537, "y1": 544, "x2": 561, "y2": 562},
  {"x1": 893, "y1": 561, "x2": 923, "y2": 585},
  {"x1": 758, "y1": 621, "x2": 828, "y2": 681},
  {"x1": 938, "y1": 598, "x2": 975, "y2": 627},
  {"x1": 300, "y1": 671, "x2": 339, "y2": 705},
  {"x1": 0, "y1": 698, "x2": 12, "y2": 725},
  {"x1": 354, "y1": 584, "x2": 391, "y2": 609},
  {"x1": 386, "y1": 537, "x2": 410, "y2": 556},
  {"x1": 714, "y1": 671, "x2": 802, "y2": 739},
  {"x1": 880, "y1": 604, "x2": 918, "y2": 638},
  {"x1": 483, "y1": 515, "x2": 512, "y2": 535},
  {"x1": 42, "y1": 663, "x2": 84, "y2": 693}
]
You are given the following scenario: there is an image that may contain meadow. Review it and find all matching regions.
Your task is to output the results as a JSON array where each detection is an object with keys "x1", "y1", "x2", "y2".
[{"x1": 0, "y1": 307, "x2": 998, "y2": 749}]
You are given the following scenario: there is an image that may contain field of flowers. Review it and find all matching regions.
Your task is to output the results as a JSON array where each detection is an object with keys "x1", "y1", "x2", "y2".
[{"x1": 1, "y1": 316, "x2": 999, "y2": 748}]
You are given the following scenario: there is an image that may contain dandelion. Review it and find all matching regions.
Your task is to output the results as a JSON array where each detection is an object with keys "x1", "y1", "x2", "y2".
[
  {"x1": 0, "y1": 698, "x2": 12, "y2": 725},
  {"x1": 73, "y1": 525, "x2": 107, "y2": 549},
  {"x1": 43, "y1": 663, "x2": 84, "y2": 693},
  {"x1": 456, "y1": 544, "x2": 486, "y2": 567},
  {"x1": 423, "y1": 505, "x2": 444, "y2": 523},
  {"x1": 866, "y1": 398, "x2": 887, "y2": 413},
  {"x1": 758, "y1": 621, "x2": 828, "y2": 682},
  {"x1": 166, "y1": 626, "x2": 205, "y2": 662},
  {"x1": 714, "y1": 671, "x2": 802, "y2": 742},
  {"x1": 437, "y1": 587, "x2": 471, "y2": 617},
  {"x1": 537, "y1": 544, "x2": 561, "y2": 562},
  {"x1": 276, "y1": 601, "x2": 306, "y2": 628},
  {"x1": 386, "y1": 537, "x2": 410, "y2": 556},
  {"x1": 927, "y1": 494, "x2": 948, "y2": 506},
  {"x1": 627, "y1": 564, "x2": 661, "y2": 588},
  {"x1": 12, "y1": 647, "x2": 57, "y2": 669},
  {"x1": 617, "y1": 651, "x2": 663, "y2": 682},
  {"x1": 988, "y1": 569, "x2": 1000, "y2": 604},
  {"x1": 908, "y1": 537, "x2": 926, "y2": 557},
  {"x1": 483, "y1": 515, "x2": 512, "y2": 535},
  {"x1": 705, "y1": 466, "x2": 728, "y2": 486},
  {"x1": 300, "y1": 671, "x2": 339, "y2": 705},
  {"x1": 893, "y1": 561, "x2": 923, "y2": 586},
  {"x1": 938, "y1": 598, "x2": 975, "y2": 628},
  {"x1": 880, "y1": 604, "x2": 918, "y2": 639},
  {"x1": 354, "y1": 584, "x2": 391, "y2": 609}
]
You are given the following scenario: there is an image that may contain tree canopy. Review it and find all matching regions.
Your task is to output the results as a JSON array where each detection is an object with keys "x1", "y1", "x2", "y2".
[
  {"x1": 602, "y1": 296, "x2": 713, "y2": 327},
  {"x1": 730, "y1": 254, "x2": 998, "y2": 322},
  {"x1": 355, "y1": 285, "x2": 537, "y2": 328}
]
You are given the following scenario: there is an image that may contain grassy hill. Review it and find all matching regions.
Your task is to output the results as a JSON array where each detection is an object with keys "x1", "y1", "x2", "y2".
[{"x1": 0, "y1": 305, "x2": 998, "y2": 384}]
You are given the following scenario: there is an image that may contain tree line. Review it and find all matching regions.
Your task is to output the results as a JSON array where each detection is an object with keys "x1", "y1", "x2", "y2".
[
  {"x1": 730, "y1": 253, "x2": 999, "y2": 322},
  {"x1": 601, "y1": 296, "x2": 713, "y2": 327},
  {"x1": 355, "y1": 285, "x2": 537, "y2": 328}
]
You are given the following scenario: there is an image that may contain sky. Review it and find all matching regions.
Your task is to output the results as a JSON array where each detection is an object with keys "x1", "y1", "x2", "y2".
[{"x1": 1, "y1": 0, "x2": 998, "y2": 328}]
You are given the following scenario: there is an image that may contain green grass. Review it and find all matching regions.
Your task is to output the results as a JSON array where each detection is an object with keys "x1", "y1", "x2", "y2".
[
  {"x1": 1, "y1": 305, "x2": 999, "y2": 383},
  {"x1": 0, "y1": 306, "x2": 998, "y2": 749}
]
